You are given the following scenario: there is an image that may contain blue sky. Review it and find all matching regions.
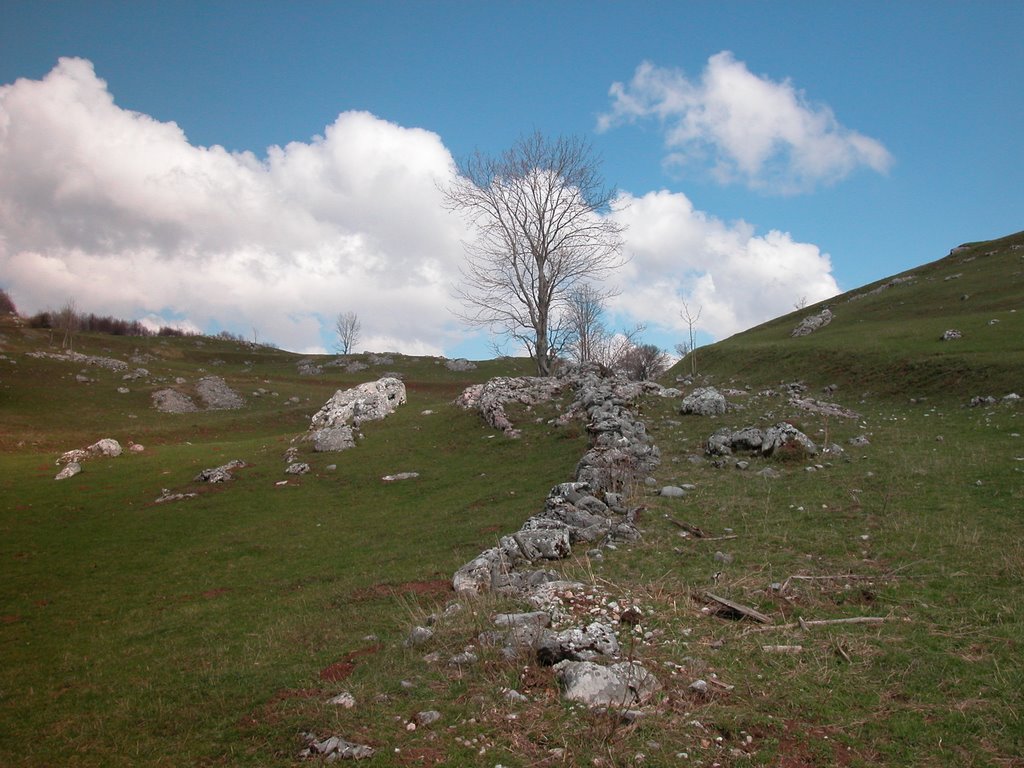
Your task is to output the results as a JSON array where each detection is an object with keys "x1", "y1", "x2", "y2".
[{"x1": 1, "y1": 1, "x2": 1021, "y2": 358}]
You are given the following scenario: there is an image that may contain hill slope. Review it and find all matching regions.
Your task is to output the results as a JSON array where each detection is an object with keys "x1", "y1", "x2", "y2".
[{"x1": 677, "y1": 229, "x2": 1024, "y2": 398}]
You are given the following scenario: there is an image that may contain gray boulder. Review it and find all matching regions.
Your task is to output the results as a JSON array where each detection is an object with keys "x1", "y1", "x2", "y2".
[
  {"x1": 761, "y1": 423, "x2": 818, "y2": 457},
  {"x1": 554, "y1": 660, "x2": 661, "y2": 707},
  {"x1": 680, "y1": 387, "x2": 727, "y2": 416},
  {"x1": 310, "y1": 425, "x2": 356, "y2": 452},
  {"x1": 309, "y1": 377, "x2": 406, "y2": 432}
]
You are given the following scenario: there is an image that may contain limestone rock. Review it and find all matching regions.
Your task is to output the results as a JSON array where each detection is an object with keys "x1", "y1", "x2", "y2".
[
  {"x1": 194, "y1": 459, "x2": 246, "y2": 483},
  {"x1": 680, "y1": 387, "x2": 727, "y2": 416},
  {"x1": 312, "y1": 377, "x2": 406, "y2": 428},
  {"x1": 537, "y1": 622, "x2": 620, "y2": 665},
  {"x1": 791, "y1": 308, "x2": 834, "y2": 337},
  {"x1": 55, "y1": 462, "x2": 81, "y2": 480},
  {"x1": 555, "y1": 660, "x2": 661, "y2": 707}
]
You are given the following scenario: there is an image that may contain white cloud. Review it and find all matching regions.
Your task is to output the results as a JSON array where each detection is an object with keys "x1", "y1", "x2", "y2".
[
  {"x1": 0, "y1": 58, "x2": 467, "y2": 354},
  {"x1": 610, "y1": 190, "x2": 840, "y2": 340},
  {"x1": 599, "y1": 52, "x2": 893, "y2": 193}
]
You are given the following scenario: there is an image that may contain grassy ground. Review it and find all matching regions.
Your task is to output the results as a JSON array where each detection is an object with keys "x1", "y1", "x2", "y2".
[{"x1": 1, "y1": 230, "x2": 1022, "y2": 766}]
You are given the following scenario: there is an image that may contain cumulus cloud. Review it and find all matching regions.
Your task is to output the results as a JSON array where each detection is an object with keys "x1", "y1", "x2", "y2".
[
  {"x1": 0, "y1": 57, "x2": 466, "y2": 354},
  {"x1": 610, "y1": 190, "x2": 840, "y2": 340},
  {"x1": 599, "y1": 52, "x2": 893, "y2": 193}
]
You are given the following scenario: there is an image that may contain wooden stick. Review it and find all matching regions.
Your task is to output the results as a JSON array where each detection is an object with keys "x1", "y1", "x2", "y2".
[
  {"x1": 749, "y1": 615, "x2": 889, "y2": 633},
  {"x1": 762, "y1": 645, "x2": 803, "y2": 653},
  {"x1": 668, "y1": 517, "x2": 707, "y2": 538},
  {"x1": 703, "y1": 592, "x2": 773, "y2": 624}
]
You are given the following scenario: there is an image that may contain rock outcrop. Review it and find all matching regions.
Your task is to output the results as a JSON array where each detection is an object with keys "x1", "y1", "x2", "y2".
[
  {"x1": 306, "y1": 377, "x2": 406, "y2": 452},
  {"x1": 791, "y1": 308, "x2": 833, "y2": 337}
]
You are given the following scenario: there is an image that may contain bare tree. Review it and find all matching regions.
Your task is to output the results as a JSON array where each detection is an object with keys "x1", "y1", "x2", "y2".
[
  {"x1": 615, "y1": 342, "x2": 670, "y2": 381},
  {"x1": 56, "y1": 298, "x2": 79, "y2": 351},
  {"x1": 335, "y1": 311, "x2": 361, "y2": 355},
  {"x1": 680, "y1": 302, "x2": 702, "y2": 376},
  {"x1": 444, "y1": 132, "x2": 626, "y2": 376},
  {"x1": 565, "y1": 283, "x2": 609, "y2": 365}
]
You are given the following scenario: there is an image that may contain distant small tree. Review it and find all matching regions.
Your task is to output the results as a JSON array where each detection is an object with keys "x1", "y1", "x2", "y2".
[
  {"x1": 680, "y1": 302, "x2": 702, "y2": 376},
  {"x1": 565, "y1": 284, "x2": 613, "y2": 365},
  {"x1": 616, "y1": 342, "x2": 670, "y2": 381},
  {"x1": 335, "y1": 311, "x2": 361, "y2": 355},
  {"x1": 56, "y1": 299, "x2": 79, "y2": 351}
]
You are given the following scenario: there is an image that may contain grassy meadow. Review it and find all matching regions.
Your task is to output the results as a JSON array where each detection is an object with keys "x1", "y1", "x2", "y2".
[{"x1": 1, "y1": 230, "x2": 1022, "y2": 766}]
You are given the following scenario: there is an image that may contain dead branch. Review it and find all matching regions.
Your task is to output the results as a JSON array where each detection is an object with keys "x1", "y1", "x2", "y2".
[{"x1": 703, "y1": 592, "x2": 773, "y2": 624}]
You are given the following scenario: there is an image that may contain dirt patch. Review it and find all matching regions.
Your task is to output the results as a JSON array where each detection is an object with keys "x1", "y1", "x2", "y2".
[
  {"x1": 200, "y1": 588, "x2": 232, "y2": 599},
  {"x1": 2, "y1": 614, "x2": 22, "y2": 624},
  {"x1": 319, "y1": 645, "x2": 381, "y2": 682},
  {"x1": 349, "y1": 579, "x2": 452, "y2": 602},
  {"x1": 768, "y1": 720, "x2": 858, "y2": 767}
]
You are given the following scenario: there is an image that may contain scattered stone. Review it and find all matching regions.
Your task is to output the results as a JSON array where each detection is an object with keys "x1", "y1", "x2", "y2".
[
  {"x1": 117, "y1": 386, "x2": 130, "y2": 394},
  {"x1": 756, "y1": 467, "x2": 781, "y2": 479},
  {"x1": 445, "y1": 358, "x2": 477, "y2": 371},
  {"x1": 285, "y1": 462, "x2": 310, "y2": 475},
  {"x1": 327, "y1": 691, "x2": 356, "y2": 708},
  {"x1": 689, "y1": 679, "x2": 710, "y2": 696},
  {"x1": 848, "y1": 435, "x2": 871, "y2": 447},
  {"x1": 406, "y1": 626, "x2": 434, "y2": 647},
  {"x1": 503, "y1": 689, "x2": 528, "y2": 704},
  {"x1": 414, "y1": 710, "x2": 441, "y2": 727},
  {"x1": 27, "y1": 350, "x2": 127, "y2": 371},
  {"x1": 129, "y1": 443, "x2": 145, "y2": 453},
  {"x1": 298, "y1": 734, "x2": 374, "y2": 761},
  {"x1": 940, "y1": 329, "x2": 963, "y2": 341},
  {"x1": 659, "y1": 486, "x2": 687, "y2": 498},
  {"x1": 194, "y1": 459, "x2": 246, "y2": 483},
  {"x1": 448, "y1": 651, "x2": 478, "y2": 667},
  {"x1": 381, "y1": 472, "x2": 419, "y2": 482},
  {"x1": 155, "y1": 488, "x2": 198, "y2": 503}
]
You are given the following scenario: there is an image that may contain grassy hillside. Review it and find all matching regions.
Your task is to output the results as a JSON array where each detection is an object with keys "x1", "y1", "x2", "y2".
[
  {"x1": 677, "y1": 230, "x2": 1024, "y2": 399},
  {"x1": 1, "y1": 230, "x2": 1021, "y2": 767}
]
